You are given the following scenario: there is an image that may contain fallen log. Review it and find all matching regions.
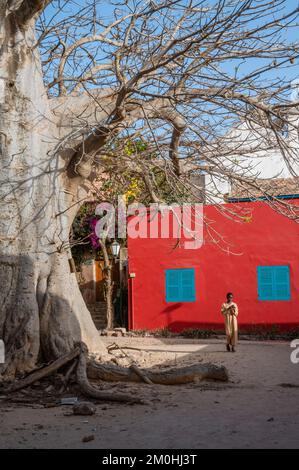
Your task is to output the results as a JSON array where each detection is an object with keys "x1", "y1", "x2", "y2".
[{"x1": 88, "y1": 361, "x2": 229, "y2": 385}]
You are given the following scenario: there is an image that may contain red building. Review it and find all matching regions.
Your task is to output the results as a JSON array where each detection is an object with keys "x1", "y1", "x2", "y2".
[{"x1": 127, "y1": 200, "x2": 299, "y2": 332}]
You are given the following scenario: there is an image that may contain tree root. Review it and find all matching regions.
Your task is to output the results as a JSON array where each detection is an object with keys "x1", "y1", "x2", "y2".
[
  {"x1": 3, "y1": 347, "x2": 81, "y2": 393},
  {"x1": 76, "y1": 343, "x2": 144, "y2": 404},
  {"x1": 87, "y1": 360, "x2": 229, "y2": 384},
  {"x1": 0, "y1": 342, "x2": 229, "y2": 406}
]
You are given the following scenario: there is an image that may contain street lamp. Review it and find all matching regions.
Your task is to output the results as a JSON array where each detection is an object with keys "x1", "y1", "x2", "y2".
[{"x1": 110, "y1": 240, "x2": 120, "y2": 258}]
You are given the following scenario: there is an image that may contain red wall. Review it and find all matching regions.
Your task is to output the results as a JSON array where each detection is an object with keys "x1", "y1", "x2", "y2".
[{"x1": 127, "y1": 201, "x2": 299, "y2": 332}]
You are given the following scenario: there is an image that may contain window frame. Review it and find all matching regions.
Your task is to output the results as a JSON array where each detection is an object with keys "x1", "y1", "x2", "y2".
[
  {"x1": 257, "y1": 265, "x2": 291, "y2": 301},
  {"x1": 165, "y1": 268, "x2": 196, "y2": 303}
]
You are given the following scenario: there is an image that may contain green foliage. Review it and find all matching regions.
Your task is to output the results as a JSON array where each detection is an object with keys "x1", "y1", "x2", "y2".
[
  {"x1": 131, "y1": 328, "x2": 176, "y2": 338},
  {"x1": 71, "y1": 202, "x2": 97, "y2": 241},
  {"x1": 124, "y1": 139, "x2": 148, "y2": 156},
  {"x1": 239, "y1": 325, "x2": 299, "y2": 340},
  {"x1": 180, "y1": 328, "x2": 220, "y2": 338},
  {"x1": 70, "y1": 202, "x2": 100, "y2": 266},
  {"x1": 130, "y1": 326, "x2": 299, "y2": 340},
  {"x1": 152, "y1": 327, "x2": 175, "y2": 338}
]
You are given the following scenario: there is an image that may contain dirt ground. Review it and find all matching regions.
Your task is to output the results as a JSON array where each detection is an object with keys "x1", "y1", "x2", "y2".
[{"x1": 0, "y1": 337, "x2": 298, "y2": 449}]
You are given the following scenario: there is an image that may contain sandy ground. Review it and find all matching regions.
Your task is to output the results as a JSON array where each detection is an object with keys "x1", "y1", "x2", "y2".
[{"x1": 0, "y1": 337, "x2": 299, "y2": 449}]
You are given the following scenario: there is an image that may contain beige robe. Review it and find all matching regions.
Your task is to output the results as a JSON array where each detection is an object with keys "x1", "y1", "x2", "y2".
[{"x1": 221, "y1": 302, "x2": 238, "y2": 346}]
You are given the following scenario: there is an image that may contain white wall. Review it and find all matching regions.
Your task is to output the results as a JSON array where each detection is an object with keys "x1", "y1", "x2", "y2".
[{"x1": 205, "y1": 118, "x2": 299, "y2": 203}]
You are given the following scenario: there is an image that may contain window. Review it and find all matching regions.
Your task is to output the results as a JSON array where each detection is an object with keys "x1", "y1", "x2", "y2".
[
  {"x1": 257, "y1": 265, "x2": 290, "y2": 301},
  {"x1": 165, "y1": 268, "x2": 196, "y2": 302}
]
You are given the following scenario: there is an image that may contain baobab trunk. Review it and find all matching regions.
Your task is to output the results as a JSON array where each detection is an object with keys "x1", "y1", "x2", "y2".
[{"x1": 0, "y1": 17, "x2": 106, "y2": 379}]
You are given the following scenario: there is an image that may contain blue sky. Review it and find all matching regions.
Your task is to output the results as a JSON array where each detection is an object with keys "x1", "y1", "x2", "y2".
[{"x1": 42, "y1": 0, "x2": 299, "y2": 97}]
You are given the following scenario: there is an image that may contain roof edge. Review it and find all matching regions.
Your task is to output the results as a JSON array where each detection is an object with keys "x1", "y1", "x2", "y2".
[{"x1": 227, "y1": 194, "x2": 299, "y2": 203}]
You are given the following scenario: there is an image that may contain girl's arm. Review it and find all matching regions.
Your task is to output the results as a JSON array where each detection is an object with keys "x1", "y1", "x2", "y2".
[{"x1": 232, "y1": 304, "x2": 238, "y2": 317}]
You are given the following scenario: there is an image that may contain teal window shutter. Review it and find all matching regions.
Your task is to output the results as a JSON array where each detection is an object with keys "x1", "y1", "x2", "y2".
[
  {"x1": 165, "y1": 268, "x2": 195, "y2": 302},
  {"x1": 165, "y1": 269, "x2": 181, "y2": 302},
  {"x1": 181, "y1": 269, "x2": 195, "y2": 301},
  {"x1": 257, "y1": 266, "x2": 274, "y2": 300},
  {"x1": 257, "y1": 266, "x2": 290, "y2": 301},
  {"x1": 274, "y1": 266, "x2": 290, "y2": 300}
]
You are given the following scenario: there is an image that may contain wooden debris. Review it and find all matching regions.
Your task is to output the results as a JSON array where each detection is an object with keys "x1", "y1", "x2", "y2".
[{"x1": 4, "y1": 347, "x2": 80, "y2": 393}]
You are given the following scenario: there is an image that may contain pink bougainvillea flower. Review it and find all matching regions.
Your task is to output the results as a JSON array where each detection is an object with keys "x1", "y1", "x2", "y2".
[{"x1": 89, "y1": 217, "x2": 100, "y2": 249}]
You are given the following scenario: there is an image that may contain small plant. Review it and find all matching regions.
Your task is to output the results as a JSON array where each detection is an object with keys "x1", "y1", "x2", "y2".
[
  {"x1": 152, "y1": 327, "x2": 176, "y2": 338},
  {"x1": 131, "y1": 327, "x2": 177, "y2": 337},
  {"x1": 180, "y1": 328, "x2": 220, "y2": 339},
  {"x1": 131, "y1": 329, "x2": 153, "y2": 337},
  {"x1": 239, "y1": 325, "x2": 299, "y2": 341}
]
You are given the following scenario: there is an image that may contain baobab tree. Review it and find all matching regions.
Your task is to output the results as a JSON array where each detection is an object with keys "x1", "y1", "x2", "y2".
[{"x1": 1, "y1": 0, "x2": 299, "y2": 392}]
